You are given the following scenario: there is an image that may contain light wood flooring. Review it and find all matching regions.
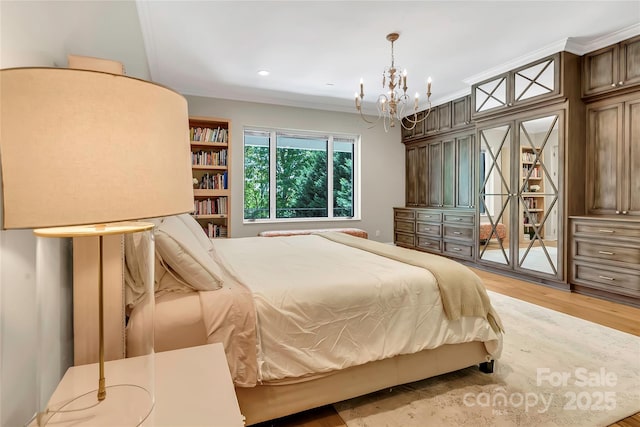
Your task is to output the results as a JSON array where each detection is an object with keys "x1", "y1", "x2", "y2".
[{"x1": 255, "y1": 268, "x2": 640, "y2": 427}]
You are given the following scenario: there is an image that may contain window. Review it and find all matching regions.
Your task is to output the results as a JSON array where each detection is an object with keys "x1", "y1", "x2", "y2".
[{"x1": 244, "y1": 128, "x2": 359, "y2": 222}]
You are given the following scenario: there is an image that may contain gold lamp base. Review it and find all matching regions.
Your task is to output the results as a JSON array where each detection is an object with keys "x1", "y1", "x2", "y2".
[
  {"x1": 34, "y1": 222, "x2": 155, "y2": 426},
  {"x1": 37, "y1": 383, "x2": 154, "y2": 426}
]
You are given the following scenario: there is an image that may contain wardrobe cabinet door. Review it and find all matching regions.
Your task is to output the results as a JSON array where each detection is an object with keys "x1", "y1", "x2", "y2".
[
  {"x1": 625, "y1": 99, "x2": 640, "y2": 215},
  {"x1": 406, "y1": 145, "x2": 418, "y2": 206},
  {"x1": 452, "y1": 96, "x2": 471, "y2": 128},
  {"x1": 417, "y1": 145, "x2": 428, "y2": 207},
  {"x1": 516, "y1": 114, "x2": 561, "y2": 277},
  {"x1": 438, "y1": 103, "x2": 452, "y2": 133},
  {"x1": 586, "y1": 102, "x2": 624, "y2": 215},
  {"x1": 442, "y1": 139, "x2": 455, "y2": 207},
  {"x1": 583, "y1": 44, "x2": 618, "y2": 97},
  {"x1": 428, "y1": 141, "x2": 443, "y2": 207},
  {"x1": 477, "y1": 123, "x2": 513, "y2": 267},
  {"x1": 620, "y1": 36, "x2": 640, "y2": 89},
  {"x1": 456, "y1": 135, "x2": 474, "y2": 208},
  {"x1": 473, "y1": 74, "x2": 508, "y2": 115}
]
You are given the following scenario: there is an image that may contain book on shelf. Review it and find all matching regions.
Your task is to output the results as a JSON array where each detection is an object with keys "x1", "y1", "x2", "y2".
[
  {"x1": 521, "y1": 149, "x2": 540, "y2": 163},
  {"x1": 190, "y1": 126, "x2": 228, "y2": 143},
  {"x1": 523, "y1": 197, "x2": 539, "y2": 209},
  {"x1": 193, "y1": 197, "x2": 228, "y2": 216},
  {"x1": 196, "y1": 173, "x2": 228, "y2": 190},
  {"x1": 191, "y1": 149, "x2": 227, "y2": 167},
  {"x1": 523, "y1": 212, "x2": 539, "y2": 225},
  {"x1": 522, "y1": 165, "x2": 541, "y2": 178},
  {"x1": 203, "y1": 222, "x2": 228, "y2": 238}
]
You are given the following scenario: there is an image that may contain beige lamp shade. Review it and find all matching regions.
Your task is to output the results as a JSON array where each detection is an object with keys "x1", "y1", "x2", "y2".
[{"x1": 0, "y1": 67, "x2": 194, "y2": 229}]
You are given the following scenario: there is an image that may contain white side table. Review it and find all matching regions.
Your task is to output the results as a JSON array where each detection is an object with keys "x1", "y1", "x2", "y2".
[{"x1": 35, "y1": 343, "x2": 244, "y2": 426}]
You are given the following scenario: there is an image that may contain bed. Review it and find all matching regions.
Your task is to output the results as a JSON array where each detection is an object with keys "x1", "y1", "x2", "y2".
[{"x1": 119, "y1": 215, "x2": 503, "y2": 425}]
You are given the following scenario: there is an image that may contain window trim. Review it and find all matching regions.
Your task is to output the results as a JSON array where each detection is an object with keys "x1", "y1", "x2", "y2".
[{"x1": 243, "y1": 126, "x2": 361, "y2": 224}]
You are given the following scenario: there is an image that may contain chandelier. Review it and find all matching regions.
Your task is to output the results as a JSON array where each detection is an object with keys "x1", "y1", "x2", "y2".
[{"x1": 355, "y1": 32, "x2": 433, "y2": 131}]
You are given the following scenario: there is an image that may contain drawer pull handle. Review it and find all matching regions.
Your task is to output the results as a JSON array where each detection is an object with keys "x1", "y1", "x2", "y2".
[
  {"x1": 423, "y1": 243, "x2": 431, "y2": 246},
  {"x1": 453, "y1": 231, "x2": 462, "y2": 235},
  {"x1": 452, "y1": 218, "x2": 463, "y2": 221},
  {"x1": 424, "y1": 227, "x2": 430, "y2": 231},
  {"x1": 598, "y1": 275, "x2": 615, "y2": 281},
  {"x1": 598, "y1": 251, "x2": 614, "y2": 255},
  {"x1": 452, "y1": 247, "x2": 461, "y2": 251},
  {"x1": 598, "y1": 229, "x2": 615, "y2": 233}
]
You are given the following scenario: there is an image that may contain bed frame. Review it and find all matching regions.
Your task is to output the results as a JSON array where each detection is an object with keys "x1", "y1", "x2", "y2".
[
  {"x1": 72, "y1": 236, "x2": 494, "y2": 425},
  {"x1": 237, "y1": 341, "x2": 491, "y2": 425}
]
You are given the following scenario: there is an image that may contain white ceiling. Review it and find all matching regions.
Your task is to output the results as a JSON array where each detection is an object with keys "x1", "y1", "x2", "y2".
[
  {"x1": 136, "y1": 1, "x2": 640, "y2": 114},
  {"x1": 2, "y1": 1, "x2": 639, "y2": 115}
]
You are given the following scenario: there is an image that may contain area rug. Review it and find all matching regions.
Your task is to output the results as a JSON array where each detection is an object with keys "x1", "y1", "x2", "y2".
[
  {"x1": 480, "y1": 247, "x2": 557, "y2": 274},
  {"x1": 334, "y1": 291, "x2": 640, "y2": 426}
]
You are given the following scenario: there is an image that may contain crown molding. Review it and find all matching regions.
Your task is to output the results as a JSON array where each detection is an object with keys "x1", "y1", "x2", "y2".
[
  {"x1": 463, "y1": 38, "x2": 569, "y2": 86},
  {"x1": 565, "y1": 23, "x2": 640, "y2": 55},
  {"x1": 463, "y1": 39, "x2": 568, "y2": 86},
  {"x1": 464, "y1": 24, "x2": 640, "y2": 87},
  {"x1": 429, "y1": 88, "x2": 472, "y2": 108}
]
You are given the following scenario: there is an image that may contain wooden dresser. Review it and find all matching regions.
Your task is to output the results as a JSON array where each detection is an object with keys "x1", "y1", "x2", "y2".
[
  {"x1": 394, "y1": 207, "x2": 475, "y2": 261},
  {"x1": 572, "y1": 35, "x2": 640, "y2": 306},
  {"x1": 569, "y1": 217, "x2": 640, "y2": 306}
]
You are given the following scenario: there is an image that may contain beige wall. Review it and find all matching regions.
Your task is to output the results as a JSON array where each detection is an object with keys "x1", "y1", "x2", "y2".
[
  {"x1": 0, "y1": 1, "x2": 138, "y2": 424},
  {"x1": 186, "y1": 96, "x2": 405, "y2": 242}
]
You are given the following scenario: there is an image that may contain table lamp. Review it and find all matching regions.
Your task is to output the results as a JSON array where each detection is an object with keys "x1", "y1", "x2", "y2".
[{"x1": 0, "y1": 67, "x2": 194, "y2": 424}]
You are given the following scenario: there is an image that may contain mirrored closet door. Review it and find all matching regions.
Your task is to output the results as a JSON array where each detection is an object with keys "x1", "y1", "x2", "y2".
[
  {"x1": 478, "y1": 124, "x2": 512, "y2": 266},
  {"x1": 477, "y1": 112, "x2": 563, "y2": 279}
]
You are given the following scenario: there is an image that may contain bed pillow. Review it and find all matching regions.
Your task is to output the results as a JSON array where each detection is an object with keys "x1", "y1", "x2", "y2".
[
  {"x1": 176, "y1": 213, "x2": 215, "y2": 254},
  {"x1": 123, "y1": 231, "x2": 154, "y2": 312},
  {"x1": 151, "y1": 214, "x2": 223, "y2": 291}
]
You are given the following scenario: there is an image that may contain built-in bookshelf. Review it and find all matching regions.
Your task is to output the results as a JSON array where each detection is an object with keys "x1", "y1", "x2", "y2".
[
  {"x1": 189, "y1": 116, "x2": 231, "y2": 238},
  {"x1": 520, "y1": 146, "x2": 545, "y2": 240}
]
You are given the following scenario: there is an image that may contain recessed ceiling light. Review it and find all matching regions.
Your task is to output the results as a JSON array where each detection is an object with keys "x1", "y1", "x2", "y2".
[{"x1": 258, "y1": 70, "x2": 270, "y2": 76}]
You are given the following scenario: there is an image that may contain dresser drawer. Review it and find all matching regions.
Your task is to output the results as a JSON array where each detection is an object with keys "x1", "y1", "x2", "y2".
[
  {"x1": 416, "y1": 211, "x2": 442, "y2": 222},
  {"x1": 574, "y1": 263, "x2": 640, "y2": 298},
  {"x1": 417, "y1": 236, "x2": 441, "y2": 252},
  {"x1": 395, "y1": 219, "x2": 415, "y2": 233},
  {"x1": 572, "y1": 220, "x2": 640, "y2": 240},
  {"x1": 443, "y1": 213, "x2": 474, "y2": 225},
  {"x1": 443, "y1": 225, "x2": 474, "y2": 242},
  {"x1": 394, "y1": 209, "x2": 416, "y2": 220},
  {"x1": 394, "y1": 232, "x2": 415, "y2": 247},
  {"x1": 574, "y1": 239, "x2": 640, "y2": 265},
  {"x1": 443, "y1": 241, "x2": 473, "y2": 259},
  {"x1": 416, "y1": 222, "x2": 441, "y2": 237}
]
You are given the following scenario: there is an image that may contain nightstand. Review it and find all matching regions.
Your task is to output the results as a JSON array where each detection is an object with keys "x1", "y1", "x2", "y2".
[{"x1": 36, "y1": 343, "x2": 244, "y2": 426}]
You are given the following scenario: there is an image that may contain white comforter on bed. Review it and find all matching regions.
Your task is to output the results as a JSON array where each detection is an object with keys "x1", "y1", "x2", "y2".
[{"x1": 211, "y1": 235, "x2": 502, "y2": 383}]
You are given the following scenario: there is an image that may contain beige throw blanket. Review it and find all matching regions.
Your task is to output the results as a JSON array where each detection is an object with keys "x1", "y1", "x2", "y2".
[{"x1": 316, "y1": 232, "x2": 504, "y2": 334}]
